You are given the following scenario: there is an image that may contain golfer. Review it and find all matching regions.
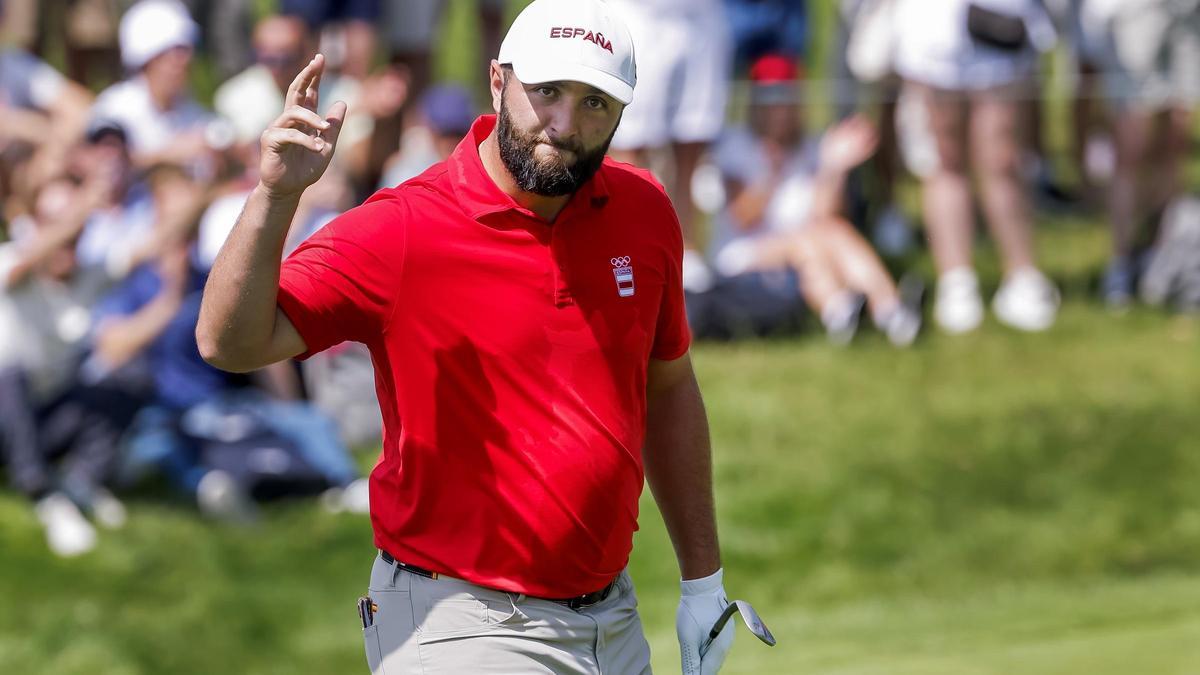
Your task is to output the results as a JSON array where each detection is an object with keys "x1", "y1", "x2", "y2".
[{"x1": 197, "y1": 0, "x2": 737, "y2": 671}]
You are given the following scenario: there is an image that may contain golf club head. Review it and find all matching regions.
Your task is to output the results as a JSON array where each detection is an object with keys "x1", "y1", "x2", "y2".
[
  {"x1": 731, "y1": 600, "x2": 776, "y2": 646},
  {"x1": 702, "y1": 599, "x2": 777, "y2": 654}
]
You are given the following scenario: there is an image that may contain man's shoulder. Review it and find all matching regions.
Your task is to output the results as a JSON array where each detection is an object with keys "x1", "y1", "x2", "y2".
[
  {"x1": 374, "y1": 159, "x2": 453, "y2": 201},
  {"x1": 595, "y1": 160, "x2": 684, "y2": 253},
  {"x1": 330, "y1": 172, "x2": 451, "y2": 238},
  {"x1": 599, "y1": 158, "x2": 674, "y2": 211}
]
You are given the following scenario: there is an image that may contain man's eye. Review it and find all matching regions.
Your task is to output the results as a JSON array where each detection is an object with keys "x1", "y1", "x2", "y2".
[
  {"x1": 584, "y1": 97, "x2": 607, "y2": 110},
  {"x1": 536, "y1": 86, "x2": 556, "y2": 97}
]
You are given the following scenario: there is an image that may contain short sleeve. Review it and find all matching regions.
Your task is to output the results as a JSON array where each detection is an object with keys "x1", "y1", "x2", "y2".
[
  {"x1": 649, "y1": 202, "x2": 692, "y2": 361},
  {"x1": 276, "y1": 194, "x2": 407, "y2": 359}
]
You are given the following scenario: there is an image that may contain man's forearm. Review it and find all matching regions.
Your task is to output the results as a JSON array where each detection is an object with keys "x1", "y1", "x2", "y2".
[
  {"x1": 644, "y1": 370, "x2": 722, "y2": 580},
  {"x1": 196, "y1": 184, "x2": 298, "y2": 368}
]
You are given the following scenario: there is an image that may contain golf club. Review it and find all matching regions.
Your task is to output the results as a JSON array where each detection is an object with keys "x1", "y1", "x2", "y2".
[{"x1": 699, "y1": 599, "x2": 777, "y2": 656}]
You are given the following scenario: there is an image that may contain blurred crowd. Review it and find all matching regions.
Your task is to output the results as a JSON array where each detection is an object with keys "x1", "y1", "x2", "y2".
[{"x1": 1, "y1": 0, "x2": 1197, "y2": 557}]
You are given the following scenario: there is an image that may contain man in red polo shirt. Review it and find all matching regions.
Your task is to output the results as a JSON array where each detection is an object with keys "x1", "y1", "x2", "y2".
[{"x1": 197, "y1": 0, "x2": 744, "y2": 672}]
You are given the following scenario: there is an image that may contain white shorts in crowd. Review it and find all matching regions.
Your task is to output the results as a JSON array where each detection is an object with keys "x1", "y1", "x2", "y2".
[
  {"x1": 607, "y1": 0, "x2": 732, "y2": 149},
  {"x1": 1098, "y1": 0, "x2": 1200, "y2": 110},
  {"x1": 892, "y1": 0, "x2": 1053, "y2": 91}
]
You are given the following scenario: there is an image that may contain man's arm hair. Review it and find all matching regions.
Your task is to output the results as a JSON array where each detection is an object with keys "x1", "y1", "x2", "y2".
[
  {"x1": 195, "y1": 187, "x2": 308, "y2": 372},
  {"x1": 195, "y1": 54, "x2": 345, "y2": 373},
  {"x1": 643, "y1": 352, "x2": 722, "y2": 580}
]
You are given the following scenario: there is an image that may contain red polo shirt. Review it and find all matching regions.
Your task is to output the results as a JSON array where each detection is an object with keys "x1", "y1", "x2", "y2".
[{"x1": 277, "y1": 115, "x2": 690, "y2": 597}]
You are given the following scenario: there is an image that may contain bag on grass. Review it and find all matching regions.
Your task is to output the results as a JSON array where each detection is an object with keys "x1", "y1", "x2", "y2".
[
  {"x1": 181, "y1": 402, "x2": 329, "y2": 501},
  {"x1": 686, "y1": 269, "x2": 808, "y2": 340}
]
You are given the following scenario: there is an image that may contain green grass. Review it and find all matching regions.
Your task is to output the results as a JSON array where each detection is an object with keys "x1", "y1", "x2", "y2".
[
  {"x1": 4, "y1": 219, "x2": 1200, "y2": 674},
  {"x1": 8, "y1": 2, "x2": 1200, "y2": 672}
]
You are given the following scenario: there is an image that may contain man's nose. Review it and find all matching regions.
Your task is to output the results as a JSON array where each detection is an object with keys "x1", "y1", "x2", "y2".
[{"x1": 545, "y1": 104, "x2": 581, "y2": 148}]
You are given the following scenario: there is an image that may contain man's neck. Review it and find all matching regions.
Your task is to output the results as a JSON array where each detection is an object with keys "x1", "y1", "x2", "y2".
[
  {"x1": 143, "y1": 76, "x2": 175, "y2": 112},
  {"x1": 478, "y1": 131, "x2": 571, "y2": 223}
]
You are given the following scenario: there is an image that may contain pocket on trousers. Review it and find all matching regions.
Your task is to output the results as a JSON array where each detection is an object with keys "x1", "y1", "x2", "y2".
[
  {"x1": 417, "y1": 597, "x2": 500, "y2": 637},
  {"x1": 363, "y1": 625, "x2": 384, "y2": 674}
]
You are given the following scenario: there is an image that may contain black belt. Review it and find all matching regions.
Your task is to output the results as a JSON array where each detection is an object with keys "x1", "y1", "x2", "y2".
[{"x1": 379, "y1": 550, "x2": 617, "y2": 610}]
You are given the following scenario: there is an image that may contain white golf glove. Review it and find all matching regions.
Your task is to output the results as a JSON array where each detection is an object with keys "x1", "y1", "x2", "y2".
[{"x1": 676, "y1": 567, "x2": 734, "y2": 675}]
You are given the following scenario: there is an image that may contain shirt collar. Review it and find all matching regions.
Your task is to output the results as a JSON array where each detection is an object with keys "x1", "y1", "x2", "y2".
[{"x1": 448, "y1": 115, "x2": 610, "y2": 223}]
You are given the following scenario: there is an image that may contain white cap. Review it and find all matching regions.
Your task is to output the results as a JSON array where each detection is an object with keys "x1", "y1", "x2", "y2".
[
  {"x1": 498, "y1": 0, "x2": 636, "y2": 105},
  {"x1": 119, "y1": 0, "x2": 198, "y2": 71}
]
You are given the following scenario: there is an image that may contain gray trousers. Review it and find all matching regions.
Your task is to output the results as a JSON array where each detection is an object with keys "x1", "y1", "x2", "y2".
[{"x1": 363, "y1": 553, "x2": 653, "y2": 674}]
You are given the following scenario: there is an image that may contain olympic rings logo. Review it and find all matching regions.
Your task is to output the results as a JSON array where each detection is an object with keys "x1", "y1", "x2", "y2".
[{"x1": 610, "y1": 256, "x2": 631, "y2": 266}]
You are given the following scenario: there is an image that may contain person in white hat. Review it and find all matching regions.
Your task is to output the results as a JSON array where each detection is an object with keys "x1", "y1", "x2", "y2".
[
  {"x1": 89, "y1": 0, "x2": 212, "y2": 170},
  {"x1": 197, "y1": 0, "x2": 759, "y2": 672}
]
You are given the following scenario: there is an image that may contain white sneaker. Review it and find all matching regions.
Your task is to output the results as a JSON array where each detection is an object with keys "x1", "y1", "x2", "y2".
[
  {"x1": 993, "y1": 267, "x2": 1060, "y2": 332},
  {"x1": 881, "y1": 306, "x2": 922, "y2": 347},
  {"x1": 821, "y1": 292, "x2": 865, "y2": 346},
  {"x1": 934, "y1": 267, "x2": 984, "y2": 334},
  {"x1": 197, "y1": 470, "x2": 257, "y2": 523},
  {"x1": 323, "y1": 478, "x2": 370, "y2": 515},
  {"x1": 90, "y1": 487, "x2": 128, "y2": 530},
  {"x1": 35, "y1": 492, "x2": 97, "y2": 557}
]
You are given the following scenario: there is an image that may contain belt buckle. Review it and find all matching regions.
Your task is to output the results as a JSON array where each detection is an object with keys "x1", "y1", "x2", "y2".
[{"x1": 564, "y1": 579, "x2": 616, "y2": 609}]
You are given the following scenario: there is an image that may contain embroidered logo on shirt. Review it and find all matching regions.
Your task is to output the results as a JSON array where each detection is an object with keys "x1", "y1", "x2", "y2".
[{"x1": 611, "y1": 256, "x2": 635, "y2": 297}]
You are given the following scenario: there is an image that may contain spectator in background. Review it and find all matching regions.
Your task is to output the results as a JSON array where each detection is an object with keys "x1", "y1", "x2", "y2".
[
  {"x1": 282, "y1": 0, "x2": 379, "y2": 80},
  {"x1": 723, "y1": 0, "x2": 806, "y2": 69},
  {"x1": 838, "y1": 0, "x2": 916, "y2": 256},
  {"x1": 381, "y1": 0, "x2": 507, "y2": 99},
  {"x1": 1095, "y1": 0, "x2": 1199, "y2": 307},
  {"x1": 0, "y1": 173, "x2": 141, "y2": 557},
  {"x1": 73, "y1": 119, "x2": 207, "y2": 282},
  {"x1": 90, "y1": 165, "x2": 369, "y2": 520},
  {"x1": 0, "y1": 46, "x2": 94, "y2": 189},
  {"x1": 606, "y1": 0, "x2": 733, "y2": 293},
  {"x1": 894, "y1": 0, "x2": 1060, "y2": 334},
  {"x1": 710, "y1": 55, "x2": 922, "y2": 346},
  {"x1": 181, "y1": 0, "x2": 255, "y2": 80},
  {"x1": 91, "y1": 0, "x2": 214, "y2": 174},
  {"x1": 215, "y1": 13, "x2": 405, "y2": 198},
  {"x1": 378, "y1": 84, "x2": 476, "y2": 188}
]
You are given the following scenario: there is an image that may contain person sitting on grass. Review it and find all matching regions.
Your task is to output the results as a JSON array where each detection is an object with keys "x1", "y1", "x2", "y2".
[
  {"x1": 0, "y1": 174, "x2": 141, "y2": 557},
  {"x1": 709, "y1": 54, "x2": 922, "y2": 346},
  {"x1": 88, "y1": 166, "x2": 369, "y2": 521}
]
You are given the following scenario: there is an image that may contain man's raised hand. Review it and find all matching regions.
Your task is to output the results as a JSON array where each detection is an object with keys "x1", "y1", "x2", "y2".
[{"x1": 258, "y1": 54, "x2": 347, "y2": 200}]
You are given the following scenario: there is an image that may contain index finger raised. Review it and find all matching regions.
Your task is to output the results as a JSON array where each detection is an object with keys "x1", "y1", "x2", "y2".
[{"x1": 285, "y1": 54, "x2": 324, "y2": 110}]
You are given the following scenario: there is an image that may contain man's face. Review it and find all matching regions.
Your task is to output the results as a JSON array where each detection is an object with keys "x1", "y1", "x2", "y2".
[
  {"x1": 754, "y1": 101, "x2": 802, "y2": 146},
  {"x1": 494, "y1": 68, "x2": 623, "y2": 197},
  {"x1": 143, "y1": 45, "x2": 193, "y2": 99},
  {"x1": 255, "y1": 17, "x2": 309, "y2": 93}
]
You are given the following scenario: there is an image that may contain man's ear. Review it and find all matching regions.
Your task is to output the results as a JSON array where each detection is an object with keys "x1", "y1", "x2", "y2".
[{"x1": 489, "y1": 60, "x2": 505, "y2": 114}]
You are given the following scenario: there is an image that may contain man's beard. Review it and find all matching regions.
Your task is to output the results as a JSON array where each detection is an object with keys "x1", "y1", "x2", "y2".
[{"x1": 496, "y1": 101, "x2": 616, "y2": 197}]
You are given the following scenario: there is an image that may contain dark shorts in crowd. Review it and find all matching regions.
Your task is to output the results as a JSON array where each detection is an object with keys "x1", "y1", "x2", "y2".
[
  {"x1": 0, "y1": 366, "x2": 141, "y2": 502},
  {"x1": 686, "y1": 268, "x2": 808, "y2": 341}
]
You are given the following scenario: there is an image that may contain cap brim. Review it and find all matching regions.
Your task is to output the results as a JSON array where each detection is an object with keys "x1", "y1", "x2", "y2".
[{"x1": 510, "y1": 59, "x2": 633, "y2": 106}]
